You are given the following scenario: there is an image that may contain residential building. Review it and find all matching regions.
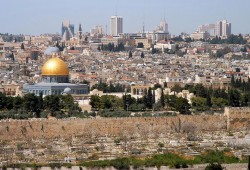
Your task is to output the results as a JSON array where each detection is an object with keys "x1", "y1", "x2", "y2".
[
  {"x1": 190, "y1": 31, "x2": 210, "y2": 40},
  {"x1": 90, "y1": 25, "x2": 103, "y2": 37},
  {"x1": 197, "y1": 24, "x2": 215, "y2": 36}
]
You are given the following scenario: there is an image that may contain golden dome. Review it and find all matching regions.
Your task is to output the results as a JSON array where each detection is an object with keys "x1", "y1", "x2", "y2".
[{"x1": 42, "y1": 57, "x2": 69, "y2": 76}]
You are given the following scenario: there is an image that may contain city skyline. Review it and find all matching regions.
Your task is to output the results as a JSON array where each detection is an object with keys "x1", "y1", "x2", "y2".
[{"x1": 0, "y1": 0, "x2": 249, "y2": 35}]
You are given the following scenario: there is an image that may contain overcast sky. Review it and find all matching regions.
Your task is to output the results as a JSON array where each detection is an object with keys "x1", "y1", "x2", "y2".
[{"x1": 0, "y1": 0, "x2": 249, "y2": 35}]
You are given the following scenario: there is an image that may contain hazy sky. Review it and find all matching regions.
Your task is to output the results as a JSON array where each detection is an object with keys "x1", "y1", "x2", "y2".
[{"x1": 1, "y1": 0, "x2": 249, "y2": 35}]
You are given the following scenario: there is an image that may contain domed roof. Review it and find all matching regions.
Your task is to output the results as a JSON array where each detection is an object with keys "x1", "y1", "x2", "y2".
[
  {"x1": 63, "y1": 87, "x2": 71, "y2": 94},
  {"x1": 42, "y1": 57, "x2": 69, "y2": 76},
  {"x1": 44, "y1": 46, "x2": 60, "y2": 55}
]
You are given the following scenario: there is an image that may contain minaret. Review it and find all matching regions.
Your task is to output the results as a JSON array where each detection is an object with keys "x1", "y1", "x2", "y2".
[
  {"x1": 78, "y1": 24, "x2": 83, "y2": 45},
  {"x1": 79, "y1": 24, "x2": 82, "y2": 40},
  {"x1": 142, "y1": 22, "x2": 145, "y2": 34}
]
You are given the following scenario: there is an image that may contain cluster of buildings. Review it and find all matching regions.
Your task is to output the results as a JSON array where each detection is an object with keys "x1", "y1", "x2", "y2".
[
  {"x1": 0, "y1": 16, "x2": 250, "y2": 166},
  {"x1": 191, "y1": 19, "x2": 232, "y2": 40},
  {"x1": 0, "y1": 17, "x2": 249, "y2": 112}
]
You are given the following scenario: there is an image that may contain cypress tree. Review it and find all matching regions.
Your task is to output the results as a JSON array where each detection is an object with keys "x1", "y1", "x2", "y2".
[
  {"x1": 160, "y1": 88, "x2": 165, "y2": 108},
  {"x1": 129, "y1": 51, "x2": 132, "y2": 58}
]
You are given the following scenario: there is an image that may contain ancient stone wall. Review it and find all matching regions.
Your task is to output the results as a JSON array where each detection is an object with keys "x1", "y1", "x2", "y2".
[
  {"x1": 1, "y1": 107, "x2": 250, "y2": 141},
  {"x1": 0, "y1": 115, "x2": 227, "y2": 140},
  {"x1": 224, "y1": 107, "x2": 250, "y2": 130}
]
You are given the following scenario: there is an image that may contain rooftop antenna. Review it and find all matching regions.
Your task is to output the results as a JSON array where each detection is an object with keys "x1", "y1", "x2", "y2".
[
  {"x1": 115, "y1": 0, "x2": 118, "y2": 16},
  {"x1": 106, "y1": 24, "x2": 108, "y2": 35},
  {"x1": 142, "y1": 14, "x2": 145, "y2": 34},
  {"x1": 164, "y1": 8, "x2": 166, "y2": 21},
  {"x1": 143, "y1": 22, "x2": 145, "y2": 34}
]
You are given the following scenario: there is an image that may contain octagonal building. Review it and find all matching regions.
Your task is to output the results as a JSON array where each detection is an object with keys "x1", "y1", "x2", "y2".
[{"x1": 23, "y1": 57, "x2": 88, "y2": 96}]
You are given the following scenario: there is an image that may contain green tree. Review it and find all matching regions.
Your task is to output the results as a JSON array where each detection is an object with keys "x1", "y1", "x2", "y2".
[
  {"x1": 0, "y1": 92, "x2": 7, "y2": 109},
  {"x1": 175, "y1": 97, "x2": 191, "y2": 114},
  {"x1": 140, "y1": 52, "x2": 145, "y2": 58},
  {"x1": 211, "y1": 97, "x2": 228, "y2": 108},
  {"x1": 100, "y1": 95, "x2": 112, "y2": 109},
  {"x1": 160, "y1": 88, "x2": 165, "y2": 108},
  {"x1": 241, "y1": 92, "x2": 250, "y2": 107},
  {"x1": 38, "y1": 92, "x2": 44, "y2": 115},
  {"x1": 21, "y1": 43, "x2": 25, "y2": 50},
  {"x1": 191, "y1": 97, "x2": 208, "y2": 111},
  {"x1": 144, "y1": 87, "x2": 154, "y2": 109},
  {"x1": 5, "y1": 97, "x2": 13, "y2": 110},
  {"x1": 13, "y1": 96, "x2": 23, "y2": 110},
  {"x1": 44, "y1": 95, "x2": 60, "y2": 115},
  {"x1": 112, "y1": 96, "x2": 123, "y2": 110},
  {"x1": 60, "y1": 94, "x2": 76, "y2": 113},
  {"x1": 117, "y1": 42, "x2": 125, "y2": 51},
  {"x1": 191, "y1": 84, "x2": 207, "y2": 98},
  {"x1": 153, "y1": 83, "x2": 162, "y2": 90},
  {"x1": 171, "y1": 84, "x2": 182, "y2": 93},
  {"x1": 123, "y1": 94, "x2": 136, "y2": 110},
  {"x1": 206, "y1": 92, "x2": 212, "y2": 107},
  {"x1": 205, "y1": 163, "x2": 223, "y2": 170},
  {"x1": 129, "y1": 51, "x2": 132, "y2": 58},
  {"x1": 228, "y1": 89, "x2": 241, "y2": 107},
  {"x1": 90, "y1": 95, "x2": 101, "y2": 110},
  {"x1": 23, "y1": 93, "x2": 40, "y2": 114}
]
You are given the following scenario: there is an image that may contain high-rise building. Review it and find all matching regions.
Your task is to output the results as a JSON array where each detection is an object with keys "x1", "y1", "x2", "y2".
[
  {"x1": 159, "y1": 20, "x2": 168, "y2": 33},
  {"x1": 215, "y1": 21, "x2": 222, "y2": 37},
  {"x1": 215, "y1": 20, "x2": 231, "y2": 37},
  {"x1": 222, "y1": 20, "x2": 231, "y2": 37},
  {"x1": 62, "y1": 20, "x2": 74, "y2": 41},
  {"x1": 110, "y1": 16, "x2": 123, "y2": 36},
  {"x1": 90, "y1": 25, "x2": 103, "y2": 36},
  {"x1": 197, "y1": 24, "x2": 215, "y2": 36}
]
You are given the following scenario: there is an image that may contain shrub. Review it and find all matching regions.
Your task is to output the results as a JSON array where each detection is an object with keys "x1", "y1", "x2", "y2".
[
  {"x1": 40, "y1": 111, "x2": 49, "y2": 118},
  {"x1": 205, "y1": 163, "x2": 223, "y2": 170}
]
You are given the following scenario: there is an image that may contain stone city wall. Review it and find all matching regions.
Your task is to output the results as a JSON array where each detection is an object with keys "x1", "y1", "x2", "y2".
[
  {"x1": 225, "y1": 107, "x2": 250, "y2": 117},
  {"x1": 224, "y1": 107, "x2": 250, "y2": 130},
  {"x1": 1, "y1": 107, "x2": 250, "y2": 141},
  {"x1": 0, "y1": 115, "x2": 227, "y2": 141}
]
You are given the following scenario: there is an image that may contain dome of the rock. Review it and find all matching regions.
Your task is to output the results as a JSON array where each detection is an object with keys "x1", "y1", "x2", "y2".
[{"x1": 42, "y1": 57, "x2": 69, "y2": 76}]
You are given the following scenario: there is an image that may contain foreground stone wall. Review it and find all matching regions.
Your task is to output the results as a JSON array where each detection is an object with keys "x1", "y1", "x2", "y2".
[
  {"x1": 0, "y1": 115, "x2": 227, "y2": 140},
  {"x1": 1, "y1": 107, "x2": 250, "y2": 141},
  {"x1": 224, "y1": 107, "x2": 250, "y2": 130}
]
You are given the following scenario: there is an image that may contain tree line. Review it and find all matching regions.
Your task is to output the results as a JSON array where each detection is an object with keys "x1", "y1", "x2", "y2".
[
  {"x1": 90, "y1": 82, "x2": 250, "y2": 114},
  {"x1": 0, "y1": 33, "x2": 24, "y2": 42},
  {"x1": 0, "y1": 93, "x2": 82, "y2": 119},
  {"x1": 97, "y1": 43, "x2": 125, "y2": 52},
  {"x1": 90, "y1": 87, "x2": 192, "y2": 115},
  {"x1": 170, "y1": 34, "x2": 247, "y2": 45},
  {"x1": 91, "y1": 82, "x2": 127, "y2": 93},
  {"x1": 209, "y1": 34, "x2": 247, "y2": 44},
  {"x1": 171, "y1": 82, "x2": 250, "y2": 112}
]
